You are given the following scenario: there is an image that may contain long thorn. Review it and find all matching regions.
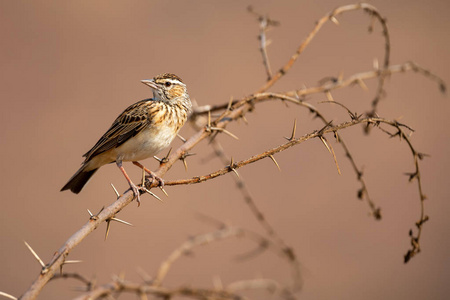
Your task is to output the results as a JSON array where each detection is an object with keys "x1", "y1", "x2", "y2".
[
  {"x1": 177, "y1": 134, "x2": 187, "y2": 143},
  {"x1": 88, "y1": 207, "x2": 104, "y2": 220},
  {"x1": 284, "y1": 119, "x2": 297, "y2": 141},
  {"x1": 268, "y1": 155, "x2": 281, "y2": 171},
  {"x1": 208, "y1": 110, "x2": 211, "y2": 128},
  {"x1": 357, "y1": 78, "x2": 368, "y2": 91},
  {"x1": 215, "y1": 128, "x2": 239, "y2": 140},
  {"x1": 182, "y1": 157, "x2": 188, "y2": 171},
  {"x1": 143, "y1": 188, "x2": 163, "y2": 202},
  {"x1": 318, "y1": 120, "x2": 333, "y2": 134},
  {"x1": 319, "y1": 136, "x2": 332, "y2": 154},
  {"x1": 111, "y1": 217, "x2": 133, "y2": 226},
  {"x1": 229, "y1": 157, "x2": 240, "y2": 178},
  {"x1": 61, "y1": 259, "x2": 82, "y2": 273},
  {"x1": 63, "y1": 260, "x2": 83, "y2": 265},
  {"x1": 24, "y1": 241, "x2": 45, "y2": 268},
  {"x1": 159, "y1": 186, "x2": 169, "y2": 197},
  {"x1": 110, "y1": 183, "x2": 120, "y2": 198},
  {"x1": 326, "y1": 91, "x2": 334, "y2": 101},
  {"x1": 164, "y1": 148, "x2": 172, "y2": 161},
  {"x1": 320, "y1": 136, "x2": 341, "y2": 175},
  {"x1": 227, "y1": 96, "x2": 234, "y2": 111},
  {"x1": 0, "y1": 291, "x2": 17, "y2": 300},
  {"x1": 373, "y1": 58, "x2": 379, "y2": 70},
  {"x1": 105, "y1": 220, "x2": 111, "y2": 241},
  {"x1": 291, "y1": 118, "x2": 297, "y2": 140}
]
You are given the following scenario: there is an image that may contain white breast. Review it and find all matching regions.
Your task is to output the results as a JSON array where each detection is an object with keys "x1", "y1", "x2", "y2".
[{"x1": 113, "y1": 125, "x2": 176, "y2": 162}]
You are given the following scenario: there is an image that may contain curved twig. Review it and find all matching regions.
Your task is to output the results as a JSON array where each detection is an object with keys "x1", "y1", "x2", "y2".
[
  {"x1": 257, "y1": 3, "x2": 390, "y2": 99},
  {"x1": 192, "y1": 62, "x2": 445, "y2": 117}
]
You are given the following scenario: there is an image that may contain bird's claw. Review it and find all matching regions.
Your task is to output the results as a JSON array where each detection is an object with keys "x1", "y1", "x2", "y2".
[
  {"x1": 145, "y1": 172, "x2": 164, "y2": 188},
  {"x1": 129, "y1": 183, "x2": 144, "y2": 206}
]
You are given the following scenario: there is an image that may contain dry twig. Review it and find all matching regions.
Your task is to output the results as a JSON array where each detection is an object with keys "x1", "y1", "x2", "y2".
[
  {"x1": 74, "y1": 226, "x2": 295, "y2": 299},
  {"x1": 205, "y1": 140, "x2": 302, "y2": 293},
  {"x1": 248, "y1": 6, "x2": 280, "y2": 80}
]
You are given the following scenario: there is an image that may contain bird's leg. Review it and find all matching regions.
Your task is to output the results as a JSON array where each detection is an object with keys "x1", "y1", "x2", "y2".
[
  {"x1": 132, "y1": 161, "x2": 165, "y2": 187},
  {"x1": 116, "y1": 159, "x2": 142, "y2": 205}
]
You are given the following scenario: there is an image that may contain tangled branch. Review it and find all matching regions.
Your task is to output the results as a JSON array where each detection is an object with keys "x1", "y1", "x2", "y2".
[{"x1": 15, "y1": 3, "x2": 445, "y2": 300}]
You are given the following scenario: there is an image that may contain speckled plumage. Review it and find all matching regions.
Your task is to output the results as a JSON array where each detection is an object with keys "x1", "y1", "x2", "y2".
[{"x1": 61, "y1": 73, "x2": 192, "y2": 197}]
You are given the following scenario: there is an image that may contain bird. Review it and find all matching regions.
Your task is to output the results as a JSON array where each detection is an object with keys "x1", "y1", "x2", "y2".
[{"x1": 61, "y1": 73, "x2": 192, "y2": 203}]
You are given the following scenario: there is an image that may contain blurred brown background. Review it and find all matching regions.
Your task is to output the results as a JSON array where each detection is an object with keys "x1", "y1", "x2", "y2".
[{"x1": 1, "y1": 0, "x2": 449, "y2": 299}]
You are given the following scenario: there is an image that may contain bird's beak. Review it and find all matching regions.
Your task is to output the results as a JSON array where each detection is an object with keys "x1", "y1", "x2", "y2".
[{"x1": 141, "y1": 79, "x2": 158, "y2": 90}]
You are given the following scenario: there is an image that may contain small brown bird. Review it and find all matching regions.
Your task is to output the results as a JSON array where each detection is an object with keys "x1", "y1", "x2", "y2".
[{"x1": 61, "y1": 73, "x2": 192, "y2": 202}]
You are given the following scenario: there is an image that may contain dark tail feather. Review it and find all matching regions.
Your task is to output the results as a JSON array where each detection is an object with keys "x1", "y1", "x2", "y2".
[{"x1": 61, "y1": 166, "x2": 98, "y2": 194}]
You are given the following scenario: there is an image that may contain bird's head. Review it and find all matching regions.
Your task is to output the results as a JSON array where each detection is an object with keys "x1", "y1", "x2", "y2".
[{"x1": 141, "y1": 73, "x2": 187, "y2": 102}]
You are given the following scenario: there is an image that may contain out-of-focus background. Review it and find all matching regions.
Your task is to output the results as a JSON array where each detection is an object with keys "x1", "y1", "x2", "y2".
[{"x1": 1, "y1": 0, "x2": 449, "y2": 299}]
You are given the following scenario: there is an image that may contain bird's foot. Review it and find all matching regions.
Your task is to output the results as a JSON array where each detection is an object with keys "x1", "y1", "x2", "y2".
[
  {"x1": 128, "y1": 182, "x2": 145, "y2": 207},
  {"x1": 145, "y1": 171, "x2": 164, "y2": 188}
]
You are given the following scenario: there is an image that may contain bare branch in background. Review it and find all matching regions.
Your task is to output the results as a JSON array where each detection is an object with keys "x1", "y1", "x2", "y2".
[{"x1": 248, "y1": 6, "x2": 280, "y2": 80}]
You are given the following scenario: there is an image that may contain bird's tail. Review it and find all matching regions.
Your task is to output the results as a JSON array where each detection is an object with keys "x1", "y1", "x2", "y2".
[{"x1": 61, "y1": 165, "x2": 98, "y2": 194}]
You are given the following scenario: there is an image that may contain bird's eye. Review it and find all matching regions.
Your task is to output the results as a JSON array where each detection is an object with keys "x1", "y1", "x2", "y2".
[{"x1": 165, "y1": 81, "x2": 172, "y2": 87}]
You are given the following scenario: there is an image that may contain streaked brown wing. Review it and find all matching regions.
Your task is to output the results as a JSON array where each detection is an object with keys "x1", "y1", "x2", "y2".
[{"x1": 83, "y1": 99, "x2": 152, "y2": 161}]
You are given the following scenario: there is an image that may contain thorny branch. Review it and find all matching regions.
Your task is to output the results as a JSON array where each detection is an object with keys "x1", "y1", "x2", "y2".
[
  {"x1": 192, "y1": 60, "x2": 444, "y2": 222},
  {"x1": 388, "y1": 125, "x2": 430, "y2": 263},
  {"x1": 320, "y1": 100, "x2": 380, "y2": 219},
  {"x1": 285, "y1": 61, "x2": 446, "y2": 107},
  {"x1": 248, "y1": 6, "x2": 280, "y2": 81},
  {"x1": 204, "y1": 139, "x2": 302, "y2": 293},
  {"x1": 74, "y1": 282, "x2": 247, "y2": 300},
  {"x1": 255, "y1": 2, "x2": 391, "y2": 116},
  {"x1": 18, "y1": 114, "x2": 428, "y2": 300},
  {"x1": 58, "y1": 226, "x2": 292, "y2": 299},
  {"x1": 152, "y1": 226, "x2": 294, "y2": 292},
  {"x1": 161, "y1": 118, "x2": 404, "y2": 186},
  {"x1": 15, "y1": 3, "x2": 445, "y2": 300},
  {"x1": 192, "y1": 61, "x2": 445, "y2": 117},
  {"x1": 193, "y1": 93, "x2": 302, "y2": 292}
]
